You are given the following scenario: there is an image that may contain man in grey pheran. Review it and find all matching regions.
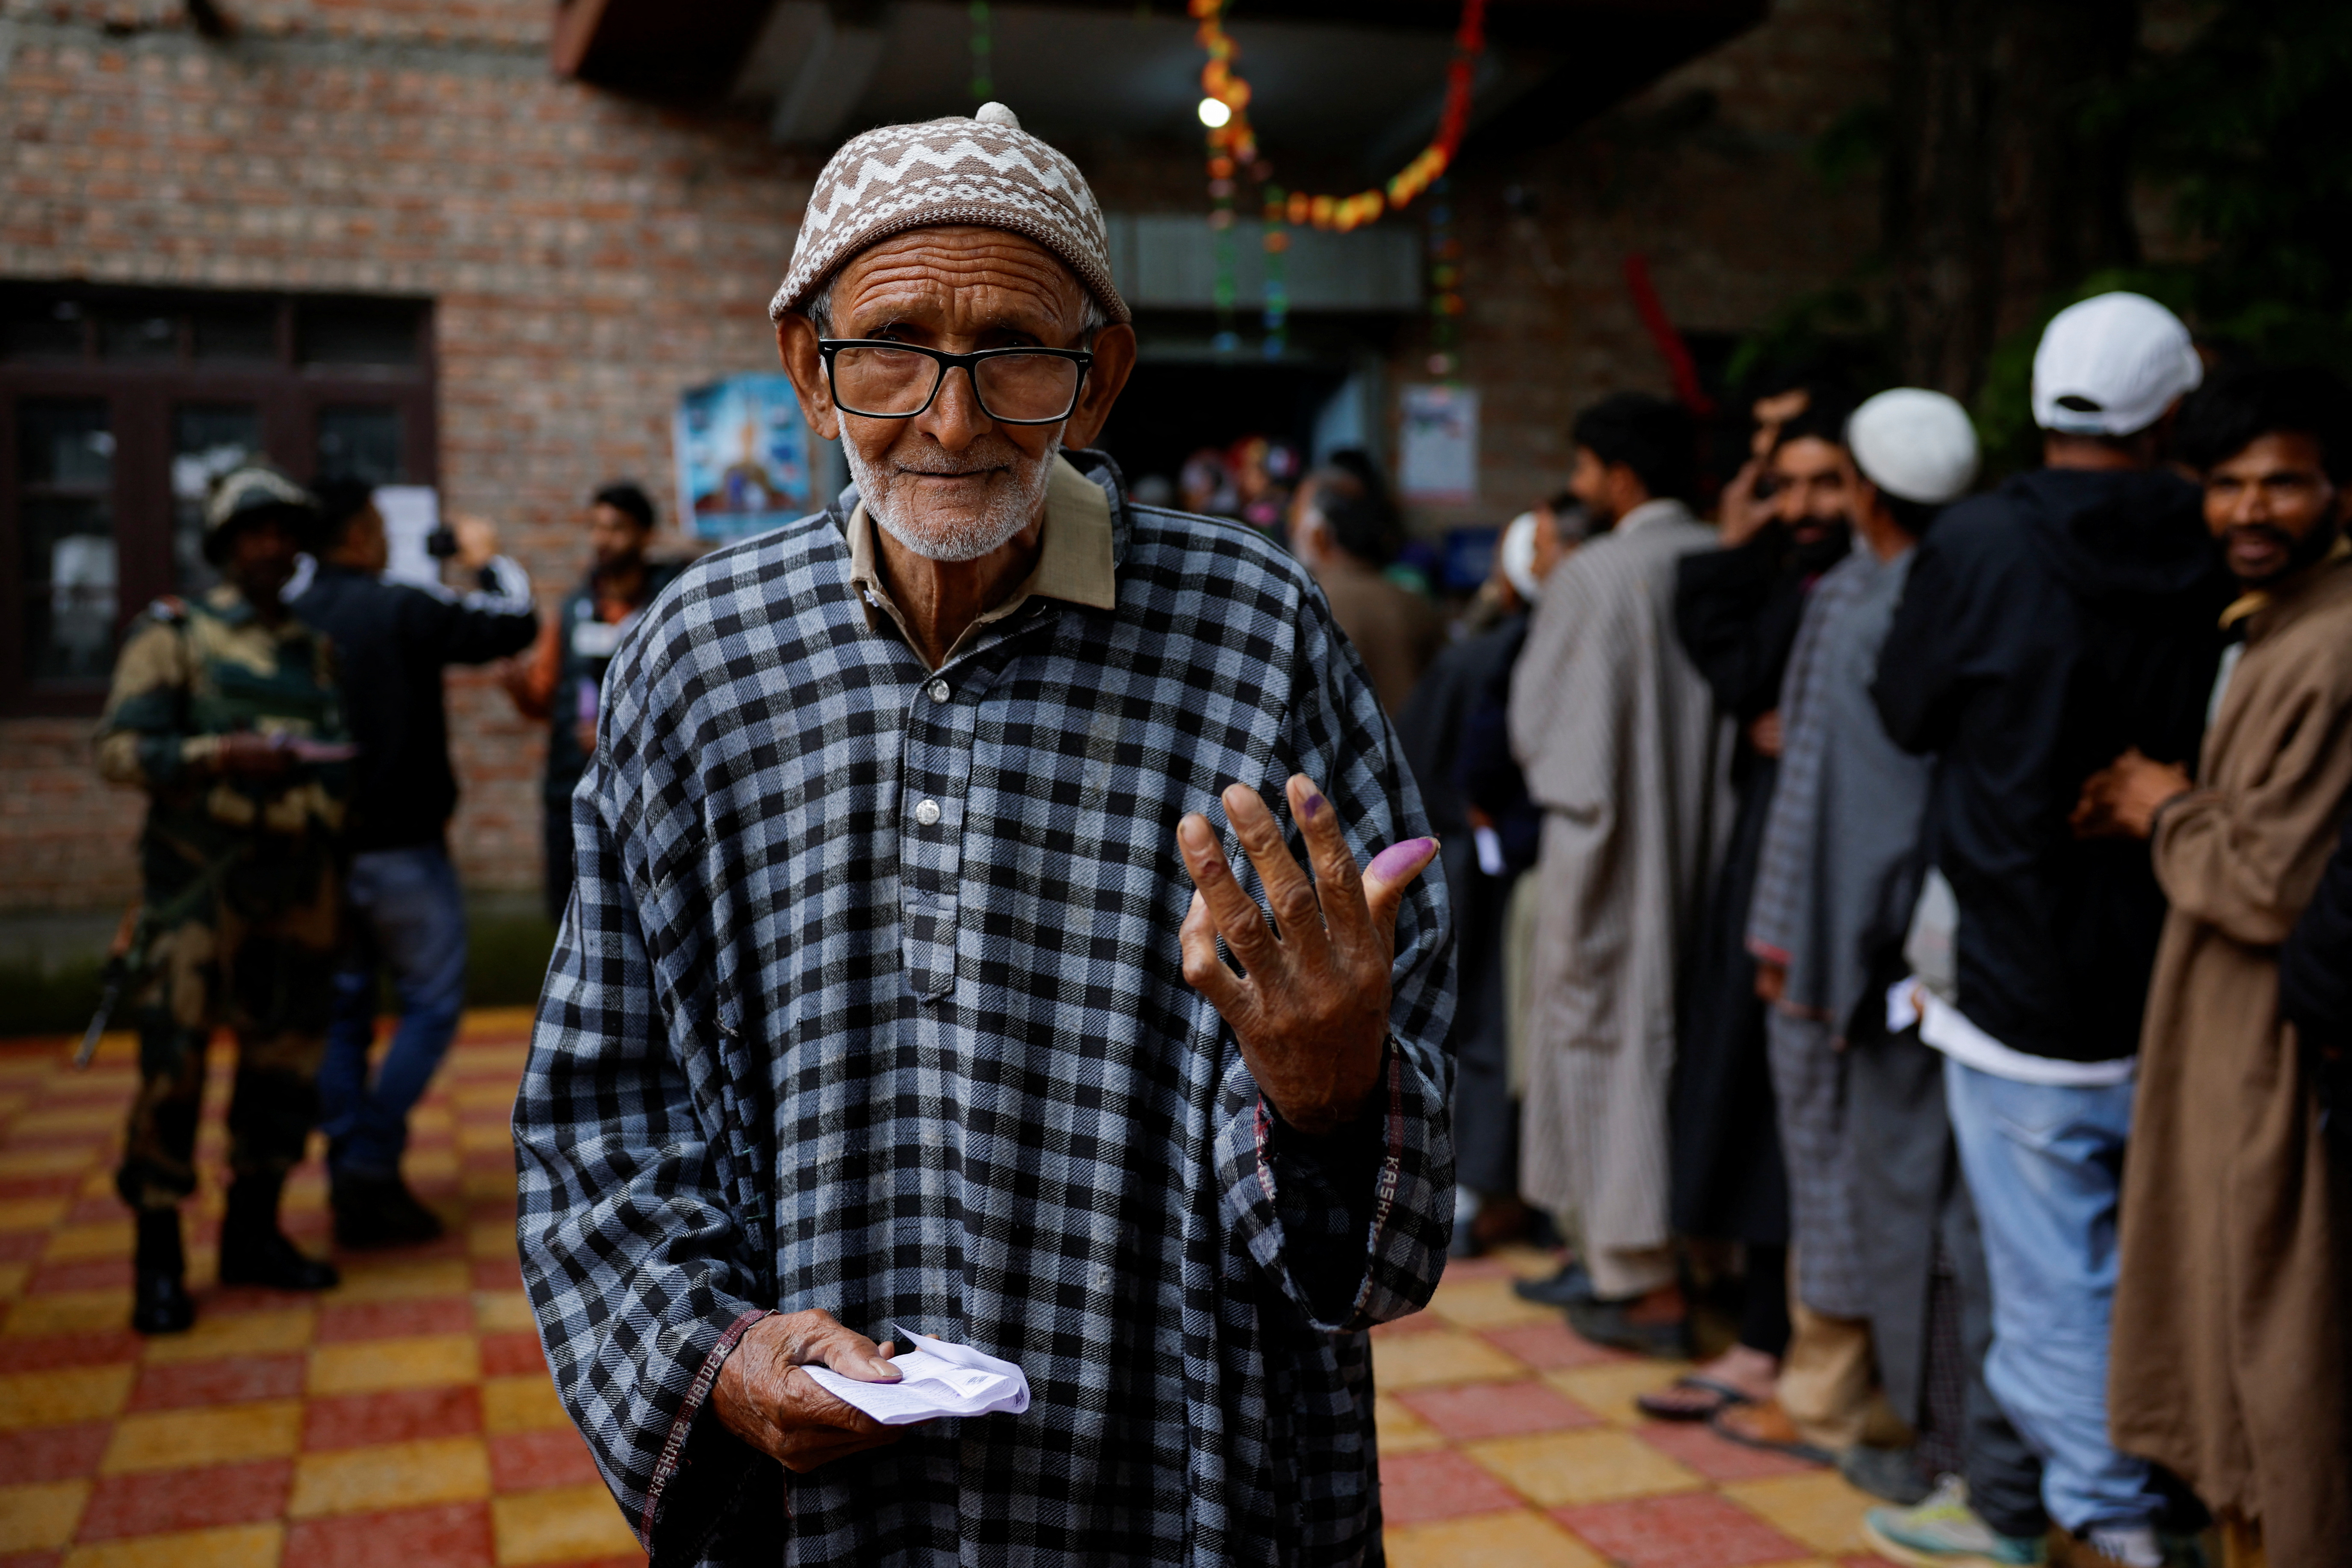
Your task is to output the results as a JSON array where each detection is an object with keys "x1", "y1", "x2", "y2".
[{"x1": 513, "y1": 104, "x2": 1454, "y2": 1567}]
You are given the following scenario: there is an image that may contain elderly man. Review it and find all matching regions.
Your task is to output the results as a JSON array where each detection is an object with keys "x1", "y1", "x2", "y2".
[{"x1": 514, "y1": 104, "x2": 1452, "y2": 1568}]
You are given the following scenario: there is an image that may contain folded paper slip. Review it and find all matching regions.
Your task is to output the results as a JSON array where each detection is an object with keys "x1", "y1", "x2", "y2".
[{"x1": 801, "y1": 1326, "x2": 1031, "y2": 1426}]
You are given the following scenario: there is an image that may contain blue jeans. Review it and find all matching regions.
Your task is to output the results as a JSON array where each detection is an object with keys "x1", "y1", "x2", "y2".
[
  {"x1": 322, "y1": 846, "x2": 467, "y2": 1180},
  {"x1": 1943, "y1": 1057, "x2": 2163, "y2": 1535}
]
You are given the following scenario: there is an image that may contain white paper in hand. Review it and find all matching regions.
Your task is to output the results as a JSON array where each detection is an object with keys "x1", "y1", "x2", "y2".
[{"x1": 800, "y1": 1326, "x2": 1030, "y2": 1427}]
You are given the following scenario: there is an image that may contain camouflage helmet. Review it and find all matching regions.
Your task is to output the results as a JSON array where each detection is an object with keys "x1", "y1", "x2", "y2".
[{"x1": 202, "y1": 463, "x2": 319, "y2": 565}]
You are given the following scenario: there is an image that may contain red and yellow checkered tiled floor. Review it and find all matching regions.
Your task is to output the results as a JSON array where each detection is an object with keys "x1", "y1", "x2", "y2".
[{"x1": 0, "y1": 1012, "x2": 1897, "y2": 1567}]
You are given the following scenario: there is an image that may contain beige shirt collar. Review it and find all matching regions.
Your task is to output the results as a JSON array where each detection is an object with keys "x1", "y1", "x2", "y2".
[{"x1": 845, "y1": 454, "x2": 1117, "y2": 668}]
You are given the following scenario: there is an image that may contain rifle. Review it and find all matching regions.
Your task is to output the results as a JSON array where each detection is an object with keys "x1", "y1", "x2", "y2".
[{"x1": 75, "y1": 903, "x2": 143, "y2": 1070}]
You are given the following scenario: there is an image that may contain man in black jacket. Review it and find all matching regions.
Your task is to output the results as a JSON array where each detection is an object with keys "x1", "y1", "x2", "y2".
[
  {"x1": 293, "y1": 480, "x2": 538, "y2": 1246},
  {"x1": 1866, "y1": 294, "x2": 2228, "y2": 1568}
]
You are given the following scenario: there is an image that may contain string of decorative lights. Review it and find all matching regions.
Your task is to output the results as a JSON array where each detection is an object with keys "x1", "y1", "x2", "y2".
[
  {"x1": 1188, "y1": 0, "x2": 1488, "y2": 234},
  {"x1": 1260, "y1": 181, "x2": 1290, "y2": 357},
  {"x1": 969, "y1": 0, "x2": 993, "y2": 103},
  {"x1": 1424, "y1": 174, "x2": 1461, "y2": 377}
]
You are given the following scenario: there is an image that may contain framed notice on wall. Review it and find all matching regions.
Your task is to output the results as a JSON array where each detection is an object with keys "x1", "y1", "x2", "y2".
[
  {"x1": 674, "y1": 375, "x2": 822, "y2": 543},
  {"x1": 1398, "y1": 384, "x2": 1478, "y2": 502}
]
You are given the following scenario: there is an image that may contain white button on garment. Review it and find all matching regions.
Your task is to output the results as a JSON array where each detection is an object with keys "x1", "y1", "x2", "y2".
[
  {"x1": 915, "y1": 799, "x2": 942, "y2": 827},
  {"x1": 927, "y1": 679, "x2": 951, "y2": 703}
]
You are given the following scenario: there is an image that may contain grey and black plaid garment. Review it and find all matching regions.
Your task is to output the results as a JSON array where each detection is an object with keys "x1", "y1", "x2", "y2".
[{"x1": 514, "y1": 453, "x2": 1455, "y2": 1568}]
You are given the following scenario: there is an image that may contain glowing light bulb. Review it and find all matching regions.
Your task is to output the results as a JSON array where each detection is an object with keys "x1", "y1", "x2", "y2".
[{"x1": 1197, "y1": 97, "x2": 1232, "y2": 129}]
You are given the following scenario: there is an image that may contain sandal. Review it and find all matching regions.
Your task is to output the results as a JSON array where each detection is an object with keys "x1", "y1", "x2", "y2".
[
  {"x1": 1707, "y1": 1399, "x2": 1834, "y2": 1466},
  {"x1": 1636, "y1": 1373, "x2": 1759, "y2": 1422}
]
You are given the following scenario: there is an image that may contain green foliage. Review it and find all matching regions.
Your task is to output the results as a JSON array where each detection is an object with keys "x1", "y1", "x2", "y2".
[
  {"x1": 1808, "y1": 100, "x2": 1889, "y2": 194},
  {"x1": 2122, "y1": 0, "x2": 2352, "y2": 365},
  {"x1": 1724, "y1": 0, "x2": 2351, "y2": 466},
  {"x1": 1721, "y1": 278, "x2": 1894, "y2": 400}
]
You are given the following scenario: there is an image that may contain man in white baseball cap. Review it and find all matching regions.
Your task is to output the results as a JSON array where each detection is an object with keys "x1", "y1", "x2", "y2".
[
  {"x1": 2031, "y1": 292, "x2": 2206, "y2": 447},
  {"x1": 1869, "y1": 300, "x2": 2233, "y2": 1565}
]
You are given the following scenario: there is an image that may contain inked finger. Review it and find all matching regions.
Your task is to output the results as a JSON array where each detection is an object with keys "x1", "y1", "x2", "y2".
[
  {"x1": 1360, "y1": 837, "x2": 1439, "y2": 941},
  {"x1": 1288, "y1": 774, "x2": 1371, "y2": 951},
  {"x1": 1223, "y1": 783, "x2": 1324, "y2": 957},
  {"x1": 1178, "y1": 811, "x2": 1276, "y2": 967}
]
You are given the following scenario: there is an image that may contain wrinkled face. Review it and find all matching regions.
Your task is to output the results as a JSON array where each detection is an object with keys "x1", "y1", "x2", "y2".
[
  {"x1": 818, "y1": 227, "x2": 1093, "y2": 563},
  {"x1": 2204, "y1": 430, "x2": 2347, "y2": 587},
  {"x1": 225, "y1": 511, "x2": 302, "y2": 606},
  {"x1": 588, "y1": 503, "x2": 649, "y2": 572},
  {"x1": 1771, "y1": 435, "x2": 1854, "y2": 544}
]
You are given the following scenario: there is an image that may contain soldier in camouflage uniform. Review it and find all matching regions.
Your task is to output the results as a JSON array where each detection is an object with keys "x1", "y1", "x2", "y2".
[{"x1": 97, "y1": 465, "x2": 351, "y2": 1333}]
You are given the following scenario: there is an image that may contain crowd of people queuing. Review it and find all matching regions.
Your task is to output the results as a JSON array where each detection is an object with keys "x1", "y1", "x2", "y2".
[
  {"x1": 1392, "y1": 293, "x2": 2352, "y2": 1568},
  {"x1": 75, "y1": 235, "x2": 2349, "y2": 1567}
]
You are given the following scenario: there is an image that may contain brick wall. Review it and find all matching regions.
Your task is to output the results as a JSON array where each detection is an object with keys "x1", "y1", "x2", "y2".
[
  {"x1": 0, "y1": 0, "x2": 820, "y2": 909},
  {"x1": 0, "y1": 0, "x2": 1883, "y2": 912}
]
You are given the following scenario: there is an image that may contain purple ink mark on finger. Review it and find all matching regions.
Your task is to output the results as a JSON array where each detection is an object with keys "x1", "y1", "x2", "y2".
[
  {"x1": 1368, "y1": 838, "x2": 1436, "y2": 881},
  {"x1": 1302, "y1": 791, "x2": 1327, "y2": 820}
]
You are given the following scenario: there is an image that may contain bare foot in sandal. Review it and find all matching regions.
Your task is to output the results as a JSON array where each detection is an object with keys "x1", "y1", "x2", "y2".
[{"x1": 1634, "y1": 1343, "x2": 1779, "y2": 1421}]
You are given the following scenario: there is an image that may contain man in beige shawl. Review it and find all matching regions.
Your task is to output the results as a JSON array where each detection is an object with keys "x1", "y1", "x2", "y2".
[
  {"x1": 2076, "y1": 365, "x2": 2352, "y2": 1567},
  {"x1": 1510, "y1": 392, "x2": 1729, "y2": 1343}
]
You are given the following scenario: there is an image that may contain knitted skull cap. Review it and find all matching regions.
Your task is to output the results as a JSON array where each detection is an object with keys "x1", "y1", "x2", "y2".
[{"x1": 768, "y1": 102, "x2": 1131, "y2": 328}]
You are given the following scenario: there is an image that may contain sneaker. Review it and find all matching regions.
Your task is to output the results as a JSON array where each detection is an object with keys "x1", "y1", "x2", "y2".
[{"x1": 1864, "y1": 1476, "x2": 2048, "y2": 1567}]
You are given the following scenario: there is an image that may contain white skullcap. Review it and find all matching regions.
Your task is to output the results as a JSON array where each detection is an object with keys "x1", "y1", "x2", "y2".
[
  {"x1": 769, "y1": 103, "x2": 1129, "y2": 326},
  {"x1": 1499, "y1": 511, "x2": 1542, "y2": 601},
  {"x1": 1847, "y1": 388, "x2": 1980, "y2": 505},
  {"x1": 2031, "y1": 292, "x2": 2202, "y2": 437}
]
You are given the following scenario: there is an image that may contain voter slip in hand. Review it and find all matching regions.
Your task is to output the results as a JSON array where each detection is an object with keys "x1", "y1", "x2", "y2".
[{"x1": 800, "y1": 1326, "x2": 1030, "y2": 1426}]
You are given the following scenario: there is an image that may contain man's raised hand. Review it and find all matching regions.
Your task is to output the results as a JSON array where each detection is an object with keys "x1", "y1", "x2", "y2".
[
  {"x1": 1176, "y1": 774, "x2": 1437, "y2": 1137},
  {"x1": 712, "y1": 1308, "x2": 912, "y2": 1474}
]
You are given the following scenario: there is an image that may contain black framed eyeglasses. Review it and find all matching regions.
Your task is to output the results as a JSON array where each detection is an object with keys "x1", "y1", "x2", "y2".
[{"x1": 816, "y1": 340, "x2": 1092, "y2": 425}]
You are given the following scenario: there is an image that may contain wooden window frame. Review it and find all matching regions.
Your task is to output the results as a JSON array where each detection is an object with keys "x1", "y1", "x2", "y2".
[{"x1": 1, "y1": 286, "x2": 437, "y2": 716}]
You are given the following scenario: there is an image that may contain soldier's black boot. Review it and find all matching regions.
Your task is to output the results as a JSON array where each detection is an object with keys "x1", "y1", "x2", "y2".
[
  {"x1": 131, "y1": 1207, "x2": 197, "y2": 1335},
  {"x1": 217, "y1": 1174, "x2": 340, "y2": 1291}
]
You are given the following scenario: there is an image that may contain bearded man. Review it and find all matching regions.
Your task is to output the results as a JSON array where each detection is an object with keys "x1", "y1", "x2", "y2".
[
  {"x1": 513, "y1": 104, "x2": 1452, "y2": 1568},
  {"x1": 2078, "y1": 364, "x2": 2352, "y2": 1566}
]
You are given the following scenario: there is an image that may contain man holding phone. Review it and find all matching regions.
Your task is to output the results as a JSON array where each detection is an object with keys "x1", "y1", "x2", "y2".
[
  {"x1": 499, "y1": 481, "x2": 679, "y2": 922},
  {"x1": 295, "y1": 478, "x2": 538, "y2": 1247}
]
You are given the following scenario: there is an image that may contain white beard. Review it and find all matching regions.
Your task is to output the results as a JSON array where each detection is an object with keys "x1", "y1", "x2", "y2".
[{"x1": 846, "y1": 434, "x2": 1057, "y2": 563}]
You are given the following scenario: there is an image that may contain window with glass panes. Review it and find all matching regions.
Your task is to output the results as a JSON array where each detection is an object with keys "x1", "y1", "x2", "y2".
[{"x1": 0, "y1": 284, "x2": 435, "y2": 713}]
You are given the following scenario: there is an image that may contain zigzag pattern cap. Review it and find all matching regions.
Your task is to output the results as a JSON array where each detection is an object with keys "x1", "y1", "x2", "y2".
[{"x1": 769, "y1": 103, "x2": 1130, "y2": 327}]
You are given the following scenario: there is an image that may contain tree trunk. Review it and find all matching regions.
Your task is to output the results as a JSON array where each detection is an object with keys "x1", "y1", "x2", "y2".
[{"x1": 1884, "y1": 0, "x2": 2140, "y2": 402}]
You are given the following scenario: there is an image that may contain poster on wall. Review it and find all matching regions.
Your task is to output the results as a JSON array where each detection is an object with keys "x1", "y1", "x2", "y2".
[
  {"x1": 1398, "y1": 384, "x2": 1479, "y2": 502},
  {"x1": 674, "y1": 375, "x2": 821, "y2": 543},
  {"x1": 373, "y1": 486, "x2": 442, "y2": 589}
]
